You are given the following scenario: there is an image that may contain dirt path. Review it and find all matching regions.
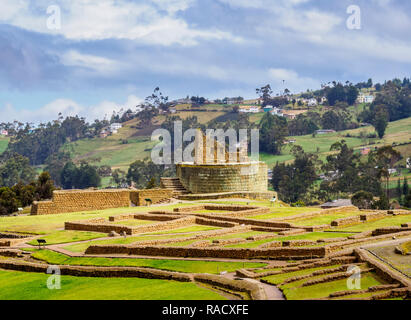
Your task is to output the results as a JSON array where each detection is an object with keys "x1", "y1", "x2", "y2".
[{"x1": 221, "y1": 272, "x2": 285, "y2": 300}]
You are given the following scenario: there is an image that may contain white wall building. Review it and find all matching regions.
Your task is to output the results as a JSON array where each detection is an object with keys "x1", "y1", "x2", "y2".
[{"x1": 239, "y1": 106, "x2": 261, "y2": 113}]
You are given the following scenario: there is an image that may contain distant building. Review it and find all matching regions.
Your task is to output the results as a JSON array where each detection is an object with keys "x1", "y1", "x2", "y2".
[
  {"x1": 357, "y1": 94, "x2": 375, "y2": 104},
  {"x1": 270, "y1": 107, "x2": 284, "y2": 117},
  {"x1": 0, "y1": 130, "x2": 8, "y2": 136},
  {"x1": 100, "y1": 129, "x2": 109, "y2": 138},
  {"x1": 238, "y1": 106, "x2": 261, "y2": 113},
  {"x1": 169, "y1": 107, "x2": 177, "y2": 114},
  {"x1": 307, "y1": 98, "x2": 318, "y2": 107},
  {"x1": 263, "y1": 105, "x2": 274, "y2": 112},
  {"x1": 321, "y1": 199, "x2": 352, "y2": 209},
  {"x1": 360, "y1": 147, "x2": 371, "y2": 156},
  {"x1": 110, "y1": 123, "x2": 122, "y2": 131}
]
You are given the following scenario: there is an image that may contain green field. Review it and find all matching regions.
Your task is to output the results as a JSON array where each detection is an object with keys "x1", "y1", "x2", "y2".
[
  {"x1": 27, "y1": 230, "x2": 106, "y2": 246},
  {"x1": 0, "y1": 137, "x2": 9, "y2": 154},
  {"x1": 333, "y1": 215, "x2": 411, "y2": 232},
  {"x1": 30, "y1": 250, "x2": 266, "y2": 274},
  {"x1": 0, "y1": 269, "x2": 225, "y2": 300},
  {"x1": 0, "y1": 203, "x2": 194, "y2": 234}
]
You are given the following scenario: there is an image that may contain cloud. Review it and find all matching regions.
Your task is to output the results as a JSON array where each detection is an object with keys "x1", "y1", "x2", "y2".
[
  {"x1": 0, "y1": 95, "x2": 142, "y2": 123},
  {"x1": 0, "y1": 0, "x2": 242, "y2": 46},
  {"x1": 60, "y1": 50, "x2": 122, "y2": 74},
  {"x1": 268, "y1": 68, "x2": 320, "y2": 93}
]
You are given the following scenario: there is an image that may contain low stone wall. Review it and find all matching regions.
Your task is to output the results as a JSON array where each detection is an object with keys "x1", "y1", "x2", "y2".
[
  {"x1": 131, "y1": 189, "x2": 173, "y2": 206},
  {"x1": 360, "y1": 212, "x2": 387, "y2": 222},
  {"x1": 331, "y1": 215, "x2": 361, "y2": 227},
  {"x1": 31, "y1": 189, "x2": 173, "y2": 215},
  {"x1": 372, "y1": 226, "x2": 411, "y2": 236},
  {"x1": 194, "y1": 274, "x2": 265, "y2": 300},
  {"x1": 85, "y1": 244, "x2": 329, "y2": 260}
]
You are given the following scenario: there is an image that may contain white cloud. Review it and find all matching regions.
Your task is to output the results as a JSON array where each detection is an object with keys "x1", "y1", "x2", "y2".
[
  {"x1": 0, "y1": 95, "x2": 142, "y2": 123},
  {"x1": 268, "y1": 68, "x2": 320, "y2": 92},
  {"x1": 0, "y1": 0, "x2": 242, "y2": 46},
  {"x1": 60, "y1": 50, "x2": 122, "y2": 74}
]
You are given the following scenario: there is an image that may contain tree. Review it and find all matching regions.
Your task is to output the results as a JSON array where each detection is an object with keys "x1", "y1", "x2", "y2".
[
  {"x1": 403, "y1": 177, "x2": 409, "y2": 196},
  {"x1": 111, "y1": 169, "x2": 127, "y2": 188},
  {"x1": 375, "y1": 146, "x2": 401, "y2": 201},
  {"x1": 373, "y1": 106, "x2": 388, "y2": 138},
  {"x1": 259, "y1": 113, "x2": 288, "y2": 155},
  {"x1": 35, "y1": 172, "x2": 55, "y2": 200},
  {"x1": 256, "y1": 84, "x2": 273, "y2": 106},
  {"x1": 146, "y1": 178, "x2": 157, "y2": 189},
  {"x1": 0, "y1": 153, "x2": 36, "y2": 187},
  {"x1": 351, "y1": 191, "x2": 374, "y2": 209},
  {"x1": 0, "y1": 187, "x2": 19, "y2": 215},
  {"x1": 272, "y1": 146, "x2": 319, "y2": 203}
]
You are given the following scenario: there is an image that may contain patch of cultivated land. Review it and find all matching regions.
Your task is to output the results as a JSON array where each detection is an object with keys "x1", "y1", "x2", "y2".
[
  {"x1": 333, "y1": 215, "x2": 411, "y2": 232},
  {"x1": 0, "y1": 269, "x2": 226, "y2": 300}
]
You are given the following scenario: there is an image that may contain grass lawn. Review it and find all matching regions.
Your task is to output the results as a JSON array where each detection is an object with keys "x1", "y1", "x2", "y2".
[
  {"x1": 249, "y1": 207, "x2": 321, "y2": 220},
  {"x1": 271, "y1": 232, "x2": 355, "y2": 242},
  {"x1": 111, "y1": 219, "x2": 159, "y2": 227},
  {"x1": 281, "y1": 272, "x2": 385, "y2": 300},
  {"x1": 225, "y1": 238, "x2": 279, "y2": 249},
  {"x1": 0, "y1": 269, "x2": 225, "y2": 300},
  {"x1": 286, "y1": 211, "x2": 362, "y2": 227},
  {"x1": 62, "y1": 233, "x2": 196, "y2": 253},
  {"x1": 27, "y1": 230, "x2": 107, "y2": 246},
  {"x1": 0, "y1": 137, "x2": 9, "y2": 155},
  {"x1": 333, "y1": 215, "x2": 411, "y2": 232},
  {"x1": 146, "y1": 225, "x2": 221, "y2": 235},
  {"x1": 0, "y1": 203, "x2": 194, "y2": 234},
  {"x1": 30, "y1": 250, "x2": 266, "y2": 274}
]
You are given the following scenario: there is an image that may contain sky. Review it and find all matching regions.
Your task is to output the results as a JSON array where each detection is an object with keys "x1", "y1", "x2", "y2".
[{"x1": 0, "y1": 0, "x2": 410, "y2": 123}]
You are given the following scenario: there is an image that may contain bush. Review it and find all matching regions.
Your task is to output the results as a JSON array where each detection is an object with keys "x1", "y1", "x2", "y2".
[{"x1": 351, "y1": 191, "x2": 374, "y2": 209}]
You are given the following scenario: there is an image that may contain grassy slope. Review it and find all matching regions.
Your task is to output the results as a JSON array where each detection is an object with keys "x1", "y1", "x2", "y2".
[
  {"x1": 30, "y1": 250, "x2": 266, "y2": 274},
  {"x1": 0, "y1": 269, "x2": 225, "y2": 300},
  {"x1": 0, "y1": 137, "x2": 9, "y2": 154}
]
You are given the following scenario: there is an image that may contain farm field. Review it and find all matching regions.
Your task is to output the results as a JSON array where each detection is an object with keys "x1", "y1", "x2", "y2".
[{"x1": 0, "y1": 269, "x2": 225, "y2": 300}]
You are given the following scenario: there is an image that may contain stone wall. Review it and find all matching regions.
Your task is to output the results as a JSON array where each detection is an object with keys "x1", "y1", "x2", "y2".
[
  {"x1": 85, "y1": 244, "x2": 328, "y2": 260},
  {"x1": 176, "y1": 162, "x2": 267, "y2": 194},
  {"x1": 31, "y1": 188, "x2": 172, "y2": 215}
]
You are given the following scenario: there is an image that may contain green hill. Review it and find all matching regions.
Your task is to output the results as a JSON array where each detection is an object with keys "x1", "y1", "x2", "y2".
[{"x1": 0, "y1": 137, "x2": 9, "y2": 154}]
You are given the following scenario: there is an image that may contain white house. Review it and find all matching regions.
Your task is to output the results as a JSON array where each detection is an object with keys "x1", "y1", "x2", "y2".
[
  {"x1": 269, "y1": 107, "x2": 284, "y2": 117},
  {"x1": 307, "y1": 98, "x2": 318, "y2": 107},
  {"x1": 357, "y1": 94, "x2": 375, "y2": 104},
  {"x1": 0, "y1": 130, "x2": 8, "y2": 136},
  {"x1": 110, "y1": 123, "x2": 122, "y2": 131},
  {"x1": 239, "y1": 106, "x2": 261, "y2": 113}
]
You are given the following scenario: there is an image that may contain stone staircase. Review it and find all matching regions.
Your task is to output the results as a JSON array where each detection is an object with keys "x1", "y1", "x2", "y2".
[{"x1": 160, "y1": 178, "x2": 190, "y2": 197}]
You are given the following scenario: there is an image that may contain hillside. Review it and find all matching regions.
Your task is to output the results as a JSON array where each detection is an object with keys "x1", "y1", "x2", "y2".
[
  {"x1": 0, "y1": 137, "x2": 9, "y2": 154},
  {"x1": 64, "y1": 106, "x2": 411, "y2": 176}
]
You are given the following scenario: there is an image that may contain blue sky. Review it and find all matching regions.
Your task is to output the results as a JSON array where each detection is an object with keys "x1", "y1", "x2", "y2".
[{"x1": 0, "y1": 0, "x2": 410, "y2": 122}]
